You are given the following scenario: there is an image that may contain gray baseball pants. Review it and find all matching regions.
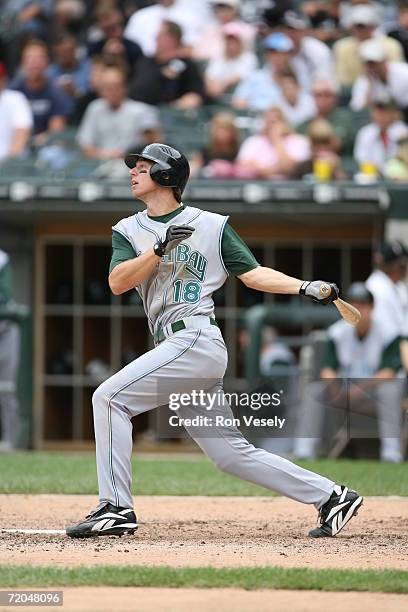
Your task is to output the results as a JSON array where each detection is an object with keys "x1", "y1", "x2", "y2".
[
  {"x1": 0, "y1": 320, "x2": 20, "y2": 446},
  {"x1": 92, "y1": 324, "x2": 335, "y2": 510},
  {"x1": 293, "y1": 379, "x2": 404, "y2": 462}
]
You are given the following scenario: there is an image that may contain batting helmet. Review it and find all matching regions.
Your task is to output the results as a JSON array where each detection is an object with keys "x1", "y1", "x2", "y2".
[{"x1": 125, "y1": 143, "x2": 190, "y2": 202}]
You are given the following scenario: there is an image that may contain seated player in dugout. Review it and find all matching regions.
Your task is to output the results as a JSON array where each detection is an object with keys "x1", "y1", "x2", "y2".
[
  {"x1": 66, "y1": 143, "x2": 363, "y2": 539},
  {"x1": 294, "y1": 283, "x2": 404, "y2": 463}
]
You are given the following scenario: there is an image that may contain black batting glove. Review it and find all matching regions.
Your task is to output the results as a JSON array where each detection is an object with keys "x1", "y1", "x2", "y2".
[
  {"x1": 153, "y1": 224, "x2": 195, "y2": 257},
  {"x1": 299, "y1": 280, "x2": 339, "y2": 305}
]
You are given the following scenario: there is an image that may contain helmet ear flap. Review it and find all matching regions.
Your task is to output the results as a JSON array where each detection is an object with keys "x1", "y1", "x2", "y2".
[
  {"x1": 160, "y1": 171, "x2": 170, "y2": 182},
  {"x1": 150, "y1": 162, "x2": 173, "y2": 186}
]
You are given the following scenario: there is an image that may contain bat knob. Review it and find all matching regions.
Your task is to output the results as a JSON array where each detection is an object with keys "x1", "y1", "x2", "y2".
[{"x1": 320, "y1": 283, "x2": 331, "y2": 296}]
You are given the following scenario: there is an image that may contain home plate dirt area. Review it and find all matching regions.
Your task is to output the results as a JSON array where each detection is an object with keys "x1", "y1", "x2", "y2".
[{"x1": 0, "y1": 495, "x2": 407, "y2": 570}]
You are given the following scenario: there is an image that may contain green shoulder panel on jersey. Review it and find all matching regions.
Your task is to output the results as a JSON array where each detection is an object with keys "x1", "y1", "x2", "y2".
[
  {"x1": 221, "y1": 224, "x2": 260, "y2": 276},
  {"x1": 109, "y1": 218, "x2": 260, "y2": 277},
  {"x1": 321, "y1": 338, "x2": 339, "y2": 371},
  {"x1": 379, "y1": 337, "x2": 402, "y2": 372},
  {"x1": 109, "y1": 230, "x2": 138, "y2": 274}
]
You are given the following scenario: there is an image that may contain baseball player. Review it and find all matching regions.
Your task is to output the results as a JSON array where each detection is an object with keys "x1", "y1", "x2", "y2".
[
  {"x1": 293, "y1": 283, "x2": 404, "y2": 463},
  {"x1": 366, "y1": 242, "x2": 408, "y2": 371},
  {"x1": 0, "y1": 249, "x2": 20, "y2": 452},
  {"x1": 66, "y1": 144, "x2": 363, "y2": 539}
]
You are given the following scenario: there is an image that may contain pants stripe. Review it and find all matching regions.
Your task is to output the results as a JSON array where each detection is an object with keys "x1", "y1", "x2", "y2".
[
  {"x1": 108, "y1": 400, "x2": 119, "y2": 507},
  {"x1": 107, "y1": 330, "x2": 202, "y2": 507}
]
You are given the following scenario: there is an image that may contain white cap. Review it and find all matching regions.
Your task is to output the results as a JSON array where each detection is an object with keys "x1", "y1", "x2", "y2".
[
  {"x1": 349, "y1": 4, "x2": 379, "y2": 27},
  {"x1": 359, "y1": 39, "x2": 386, "y2": 62},
  {"x1": 209, "y1": 0, "x2": 240, "y2": 8}
]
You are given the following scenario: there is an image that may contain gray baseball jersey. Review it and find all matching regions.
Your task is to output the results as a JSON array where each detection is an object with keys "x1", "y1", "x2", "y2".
[
  {"x1": 91, "y1": 205, "x2": 336, "y2": 511},
  {"x1": 112, "y1": 206, "x2": 228, "y2": 334}
]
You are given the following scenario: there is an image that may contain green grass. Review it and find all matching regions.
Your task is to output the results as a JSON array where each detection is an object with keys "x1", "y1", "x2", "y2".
[
  {"x1": 0, "y1": 453, "x2": 407, "y2": 496},
  {"x1": 0, "y1": 566, "x2": 407, "y2": 593}
]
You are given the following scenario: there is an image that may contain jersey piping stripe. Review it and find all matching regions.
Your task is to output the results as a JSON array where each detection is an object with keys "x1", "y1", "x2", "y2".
[
  {"x1": 112, "y1": 228, "x2": 133, "y2": 246},
  {"x1": 155, "y1": 209, "x2": 203, "y2": 332},
  {"x1": 135, "y1": 215, "x2": 161, "y2": 332},
  {"x1": 154, "y1": 212, "x2": 197, "y2": 331},
  {"x1": 135, "y1": 214, "x2": 161, "y2": 240},
  {"x1": 107, "y1": 329, "x2": 202, "y2": 507},
  {"x1": 219, "y1": 216, "x2": 230, "y2": 276},
  {"x1": 108, "y1": 393, "x2": 120, "y2": 507},
  {"x1": 135, "y1": 215, "x2": 160, "y2": 330},
  {"x1": 182, "y1": 209, "x2": 203, "y2": 226},
  {"x1": 156, "y1": 255, "x2": 176, "y2": 333}
]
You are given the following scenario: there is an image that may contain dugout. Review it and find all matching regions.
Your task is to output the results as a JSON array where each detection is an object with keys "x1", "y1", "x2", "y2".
[{"x1": 1, "y1": 178, "x2": 406, "y2": 449}]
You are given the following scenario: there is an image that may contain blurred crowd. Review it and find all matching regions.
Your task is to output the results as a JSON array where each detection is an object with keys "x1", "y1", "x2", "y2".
[{"x1": 3, "y1": 0, "x2": 408, "y2": 181}]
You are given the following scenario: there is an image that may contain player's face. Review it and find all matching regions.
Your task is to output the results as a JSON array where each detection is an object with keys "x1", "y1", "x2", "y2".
[
  {"x1": 129, "y1": 160, "x2": 156, "y2": 200},
  {"x1": 354, "y1": 301, "x2": 373, "y2": 332},
  {"x1": 392, "y1": 257, "x2": 408, "y2": 281}
]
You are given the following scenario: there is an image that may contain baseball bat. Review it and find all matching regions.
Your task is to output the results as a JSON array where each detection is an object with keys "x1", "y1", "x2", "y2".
[
  {"x1": 333, "y1": 297, "x2": 361, "y2": 326},
  {"x1": 320, "y1": 284, "x2": 361, "y2": 326}
]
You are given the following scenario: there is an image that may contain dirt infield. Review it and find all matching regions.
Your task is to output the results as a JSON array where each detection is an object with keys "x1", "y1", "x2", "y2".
[
  {"x1": 1, "y1": 588, "x2": 408, "y2": 612},
  {"x1": 0, "y1": 495, "x2": 407, "y2": 570}
]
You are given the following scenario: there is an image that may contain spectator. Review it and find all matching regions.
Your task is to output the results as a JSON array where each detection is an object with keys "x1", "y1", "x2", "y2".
[
  {"x1": 129, "y1": 21, "x2": 204, "y2": 109},
  {"x1": 387, "y1": 0, "x2": 408, "y2": 62},
  {"x1": 0, "y1": 62, "x2": 33, "y2": 162},
  {"x1": 290, "y1": 118, "x2": 346, "y2": 180},
  {"x1": 232, "y1": 32, "x2": 295, "y2": 111},
  {"x1": 293, "y1": 283, "x2": 404, "y2": 463},
  {"x1": 353, "y1": 97, "x2": 408, "y2": 174},
  {"x1": 298, "y1": 79, "x2": 356, "y2": 154},
  {"x1": 339, "y1": 0, "x2": 385, "y2": 28},
  {"x1": 276, "y1": 70, "x2": 316, "y2": 127},
  {"x1": 204, "y1": 22, "x2": 258, "y2": 101},
  {"x1": 384, "y1": 136, "x2": 408, "y2": 181},
  {"x1": 235, "y1": 106, "x2": 310, "y2": 179},
  {"x1": 302, "y1": 1, "x2": 343, "y2": 46},
  {"x1": 260, "y1": 0, "x2": 293, "y2": 34},
  {"x1": 0, "y1": 249, "x2": 21, "y2": 452},
  {"x1": 367, "y1": 242, "x2": 408, "y2": 371},
  {"x1": 282, "y1": 10, "x2": 334, "y2": 87},
  {"x1": 351, "y1": 39, "x2": 408, "y2": 119},
  {"x1": 77, "y1": 66, "x2": 160, "y2": 160},
  {"x1": 245, "y1": 0, "x2": 292, "y2": 26},
  {"x1": 72, "y1": 55, "x2": 106, "y2": 125},
  {"x1": 190, "y1": 112, "x2": 240, "y2": 178},
  {"x1": 87, "y1": 5, "x2": 144, "y2": 72},
  {"x1": 10, "y1": 40, "x2": 72, "y2": 145},
  {"x1": 124, "y1": 0, "x2": 206, "y2": 57},
  {"x1": 193, "y1": 0, "x2": 255, "y2": 61},
  {"x1": 333, "y1": 3, "x2": 404, "y2": 87},
  {"x1": 53, "y1": 0, "x2": 86, "y2": 38},
  {"x1": 2, "y1": 0, "x2": 53, "y2": 41},
  {"x1": 47, "y1": 34, "x2": 91, "y2": 101}
]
